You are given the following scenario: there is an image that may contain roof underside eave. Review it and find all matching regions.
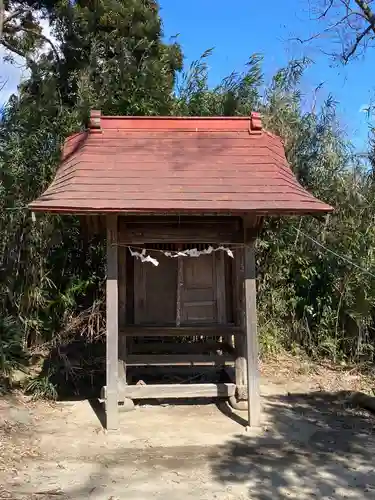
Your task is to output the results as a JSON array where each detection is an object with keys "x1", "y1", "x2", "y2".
[{"x1": 28, "y1": 202, "x2": 334, "y2": 216}]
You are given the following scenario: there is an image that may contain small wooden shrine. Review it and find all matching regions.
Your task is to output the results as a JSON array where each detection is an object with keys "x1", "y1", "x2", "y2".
[{"x1": 30, "y1": 111, "x2": 332, "y2": 430}]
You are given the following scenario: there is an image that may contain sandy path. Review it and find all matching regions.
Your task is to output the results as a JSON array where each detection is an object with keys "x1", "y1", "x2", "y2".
[{"x1": 1, "y1": 379, "x2": 375, "y2": 499}]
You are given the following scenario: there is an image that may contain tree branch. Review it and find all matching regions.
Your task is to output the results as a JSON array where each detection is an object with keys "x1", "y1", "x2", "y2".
[
  {"x1": 297, "y1": 0, "x2": 375, "y2": 62},
  {"x1": 0, "y1": 0, "x2": 4, "y2": 38},
  {"x1": 3, "y1": 7, "x2": 27, "y2": 27},
  {"x1": 318, "y1": 0, "x2": 334, "y2": 19},
  {"x1": 343, "y1": 23, "x2": 374, "y2": 62},
  {"x1": 16, "y1": 26, "x2": 61, "y2": 64},
  {"x1": 2, "y1": 23, "x2": 61, "y2": 67},
  {"x1": 354, "y1": 0, "x2": 375, "y2": 34},
  {"x1": 1, "y1": 37, "x2": 37, "y2": 71},
  {"x1": 294, "y1": 9, "x2": 366, "y2": 45}
]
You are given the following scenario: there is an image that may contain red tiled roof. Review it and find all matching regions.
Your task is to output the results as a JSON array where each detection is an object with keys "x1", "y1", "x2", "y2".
[{"x1": 29, "y1": 112, "x2": 333, "y2": 215}]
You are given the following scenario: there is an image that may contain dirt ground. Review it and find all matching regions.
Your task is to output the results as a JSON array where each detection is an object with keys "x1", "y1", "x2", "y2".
[{"x1": 1, "y1": 354, "x2": 375, "y2": 500}]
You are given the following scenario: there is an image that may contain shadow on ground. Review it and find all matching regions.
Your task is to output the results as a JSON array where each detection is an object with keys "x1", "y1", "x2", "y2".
[
  {"x1": 211, "y1": 391, "x2": 375, "y2": 499},
  {"x1": 33, "y1": 339, "x2": 106, "y2": 401},
  {"x1": 22, "y1": 391, "x2": 375, "y2": 499},
  {"x1": 38, "y1": 340, "x2": 232, "y2": 404},
  {"x1": 6, "y1": 389, "x2": 375, "y2": 498}
]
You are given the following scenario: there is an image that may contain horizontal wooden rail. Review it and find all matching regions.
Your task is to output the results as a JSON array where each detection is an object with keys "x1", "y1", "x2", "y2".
[
  {"x1": 120, "y1": 325, "x2": 242, "y2": 337},
  {"x1": 130, "y1": 341, "x2": 235, "y2": 355},
  {"x1": 125, "y1": 354, "x2": 235, "y2": 367},
  {"x1": 101, "y1": 382, "x2": 236, "y2": 400}
]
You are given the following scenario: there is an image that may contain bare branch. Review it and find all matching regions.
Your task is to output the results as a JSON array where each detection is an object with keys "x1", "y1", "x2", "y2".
[
  {"x1": 297, "y1": 0, "x2": 375, "y2": 62},
  {"x1": 0, "y1": 78, "x2": 8, "y2": 93},
  {"x1": 343, "y1": 23, "x2": 374, "y2": 61},
  {"x1": 318, "y1": 0, "x2": 334, "y2": 19},
  {"x1": 311, "y1": 82, "x2": 325, "y2": 113},
  {"x1": 294, "y1": 9, "x2": 366, "y2": 45}
]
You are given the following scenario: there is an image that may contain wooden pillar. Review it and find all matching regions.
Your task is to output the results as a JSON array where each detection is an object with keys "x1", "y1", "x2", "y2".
[
  {"x1": 234, "y1": 247, "x2": 247, "y2": 390},
  {"x1": 118, "y1": 239, "x2": 127, "y2": 384},
  {"x1": 216, "y1": 252, "x2": 227, "y2": 324},
  {"x1": 244, "y1": 239, "x2": 261, "y2": 427},
  {"x1": 106, "y1": 215, "x2": 119, "y2": 430},
  {"x1": 176, "y1": 256, "x2": 183, "y2": 327}
]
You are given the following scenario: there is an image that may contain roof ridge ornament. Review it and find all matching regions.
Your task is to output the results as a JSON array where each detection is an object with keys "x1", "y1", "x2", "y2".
[
  {"x1": 89, "y1": 110, "x2": 102, "y2": 130},
  {"x1": 250, "y1": 112, "x2": 262, "y2": 132}
]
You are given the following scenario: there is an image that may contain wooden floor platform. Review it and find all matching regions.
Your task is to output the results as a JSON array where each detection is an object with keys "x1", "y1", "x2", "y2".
[{"x1": 101, "y1": 382, "x2": 236, "y2": 400}]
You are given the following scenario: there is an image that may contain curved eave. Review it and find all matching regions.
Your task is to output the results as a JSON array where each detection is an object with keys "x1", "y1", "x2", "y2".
[{"x1": 28, "y1": 201, "x2": 333, "y2": 216}]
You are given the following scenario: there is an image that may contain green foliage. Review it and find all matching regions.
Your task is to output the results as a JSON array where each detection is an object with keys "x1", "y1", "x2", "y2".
[
  {"x1": 53, "y1": 0, "x2": 182, "y2": 117},
  {"x1": 1, "y1": 1, "x2": 375, "y2": 396},
  {"x1": 0, "y1": 0, "x2": 183, "y2": 390},
  {"x1": 174, "y1": 51, "x2": 263, "y2": 116},
  {"x1": 1, "y1": 1, "x2": 49, "y2": 69},
  {"x1": 177, "y1": 51, "x2": 375, "y2": 362},
  {"x1": 25, "y1": 371, "x2": 58, "y2": 400},
  {"x1": 0, "y1": 317, "x2": 27, "y2": 377}
]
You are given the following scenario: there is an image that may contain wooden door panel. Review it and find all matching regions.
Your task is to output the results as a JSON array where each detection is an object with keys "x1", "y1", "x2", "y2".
[
  {"x1": 134, "y1": 253, "x2": 177, "y2": 325},
  {"x1": 182, "y1": 288, "x2": 214, "y2": 303},
  {"x1": 181, "y1": 254, "x2": 217, "y2": 324},
  {"x1": 133, "y1": 250, "x2": 228, "y2": 326},
  {"x1": 183, "y1": 255, "x2": 214, "y2": 288},
  {"x1": 182, "y1": 303, "x2": 216, "y2": 323}
]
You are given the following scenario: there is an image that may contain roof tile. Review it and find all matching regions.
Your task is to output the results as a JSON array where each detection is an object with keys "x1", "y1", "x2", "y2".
[{"x1": 29, "y1": 114, "x2": 333, "y2": 215}]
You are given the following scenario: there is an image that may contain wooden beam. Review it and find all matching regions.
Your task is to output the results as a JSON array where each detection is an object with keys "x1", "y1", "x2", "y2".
[
  {"x1": 124, "y1": 353, "x2": 235, "y2": 367},
  {"x1": 244, "y1": 240, "x2": 261, "y2": 427},
  {"x1": 243, "y1": 214, "x2": 264, "y2": 241},
  {"x1": 106, "y1": 215, "x2": 119, "y2": 430},
  {"x1": 130, "y1": 341, "x2": 235, "y2": 355},
  {"x1": 120, "y1": 325, "x2": 242, "y2": 337},
  {"x1": 120, "y1": 215, "x2": 242, "y2": 225},
  {"x1": 118, "y1": 218, "x2": 242, "y2": 244},
  {"x1": 101, "y1": 383, "x2": 236, "y2": 400}
]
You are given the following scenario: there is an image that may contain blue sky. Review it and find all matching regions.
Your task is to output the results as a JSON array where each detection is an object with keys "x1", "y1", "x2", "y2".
[{"x1": 160, "y1": 0, "x2": 374, "y2": 152}]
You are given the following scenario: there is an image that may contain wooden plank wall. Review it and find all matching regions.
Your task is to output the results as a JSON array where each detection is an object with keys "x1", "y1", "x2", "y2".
[{"x1": 118, "y1": 216, "x2": 242, "y2": 244}]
